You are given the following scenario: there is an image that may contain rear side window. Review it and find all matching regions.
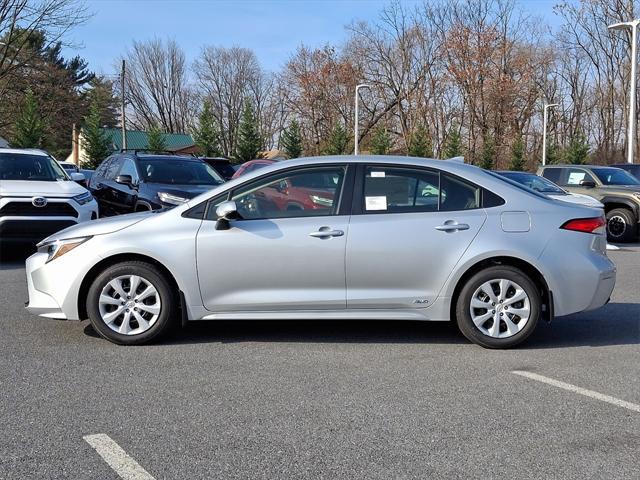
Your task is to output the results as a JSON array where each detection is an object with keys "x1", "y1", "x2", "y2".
[
  {"x1": 361, "y1": 166, "x2": 481, "y2": 213},
  {"x1": 541, "y1": 168, "x2": 562, "y2": 184}
]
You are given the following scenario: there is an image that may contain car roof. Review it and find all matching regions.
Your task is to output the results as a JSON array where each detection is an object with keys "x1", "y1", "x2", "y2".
[
  {"x1": 495, "y1": 170, "x2": 534, "y2": 175},
  {"x1": 124, "y1": 153, "x2": 202, "y2": 162},
  {"x1": 540, "y1": 164, "x2": 624, "y2": 169},
  {"x1": 0, "y1": 148, "x2": 49, "y2": 157}
]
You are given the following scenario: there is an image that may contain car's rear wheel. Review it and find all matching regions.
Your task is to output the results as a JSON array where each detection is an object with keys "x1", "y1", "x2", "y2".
[
  {"x1": 605, "y1": 208, "x2": 637, "y2": 243},
  {"x1": 455, "y1": 266, "x2": 541, "y2": 349},
  {"x1": 87, "y1": 261, "x2": 177, "y2": 345}
]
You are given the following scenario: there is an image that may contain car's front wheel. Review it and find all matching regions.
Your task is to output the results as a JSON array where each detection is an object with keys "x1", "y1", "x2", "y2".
[
  {"x1": 86, "y1": 261, "x2": 177, "y2": 345},
  {"x1": 455, "y1": 266, "x2": 541, "y2": 349}
]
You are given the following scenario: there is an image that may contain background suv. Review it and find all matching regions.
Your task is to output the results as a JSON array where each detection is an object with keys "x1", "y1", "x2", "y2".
[
  {"x1": 612, "y1": 163, "x2": 640, "y2": 181},
  {"x1": 0, "y1": 149, "x2": 98, "y2": 245},
  {"x1": 89, "y1": 152, "x2": 224, "y2": 216},
  {"x1": 538, "y1": 164, "x2": 640, "y2": 242}
]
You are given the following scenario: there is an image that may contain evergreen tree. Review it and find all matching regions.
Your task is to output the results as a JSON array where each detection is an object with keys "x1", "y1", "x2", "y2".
[
  {"x1": 545, "y1": 142, "x2": 560, "y2": 165},
  {"x1": 147, "y1": 124, "x2": 167, "y2": 153},
  {"x1": 12, "y1": 89, "x2": 44, "y2": 148},
  {"x1": 281, "y1": 119, "x2": 303, "y2": 158},
  {"x1": 369, "y1": 125, "x2": 392, "y2": 155},
  {"x1": 236, "y1": 99, "x2": 263, "y2": 162},
  {"x1": 194, "y1": 99, "x2": 221, "y2": 157},
  {"x1": 408, "y1": 124, "x2": 433, "y2": 157},
  {"x1": 564, "y1": 133, "x2": 590, "y2": 165},
  {"x1": 324, "y1": 123, "x2": 349, "y2": 155},
  {"x1": 443, "y1": 125, "x2": 463, "y2": 159},
  {"x1": 82, "y1": 96, "x2": 111, "y2": 169},
  {"x1": 509, "y1": 135, "x2": 526, "y2": 171},
  {"x1": 479, "y1": 135, "x2": 495, "y2": 170}
]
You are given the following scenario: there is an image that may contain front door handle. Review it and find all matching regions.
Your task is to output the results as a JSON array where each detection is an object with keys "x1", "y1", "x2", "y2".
[
  {"x1": 309, "y1": 227, "x2": 344, "y2": 238},
  {"x1": 435, "y1": 222, "x2": 470, "y2": 232}
]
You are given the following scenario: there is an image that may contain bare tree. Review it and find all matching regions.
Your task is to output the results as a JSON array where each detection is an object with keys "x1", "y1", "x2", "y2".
[{"x1": 121, "y1": 38, "x2": 196, "y2": 134}]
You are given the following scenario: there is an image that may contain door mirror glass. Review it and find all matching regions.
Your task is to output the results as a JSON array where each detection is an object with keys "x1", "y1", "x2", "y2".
[
  {"x1": 70, "y1": 172, "x2": 85, "y2": 183},
  {"x1": 580, "y1": 179, "x2": 596, "y2": 188},
  {"x1": 115, "y1": 174, "x2": 134, "y2": 186}
]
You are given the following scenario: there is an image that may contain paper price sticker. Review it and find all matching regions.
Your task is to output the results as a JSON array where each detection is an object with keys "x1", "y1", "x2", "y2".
[{"x1": 365, "y1": 196, "x2": 387, "y2": 211}]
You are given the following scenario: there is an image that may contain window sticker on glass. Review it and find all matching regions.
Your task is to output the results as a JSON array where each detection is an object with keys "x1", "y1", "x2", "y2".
[
  {"x1": 365, "y1": 196, "x2": 387, "y2": 211},
  {"x1": 370, "y1": 171, "x2": 385, "y2": 178},
  {"x1": 568, "y1": 172, "x2": 586, "y2": 185}
]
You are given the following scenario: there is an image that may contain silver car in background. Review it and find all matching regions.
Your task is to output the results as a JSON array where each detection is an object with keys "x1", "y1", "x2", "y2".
[{"x1": 25, "y1": 156, "x2": 616, "y2": 348}]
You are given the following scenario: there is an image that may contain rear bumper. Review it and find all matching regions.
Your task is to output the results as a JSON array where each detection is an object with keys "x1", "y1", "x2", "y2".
[{"x1": 585, "y1": 269, "x2": 616, "y2": 311}]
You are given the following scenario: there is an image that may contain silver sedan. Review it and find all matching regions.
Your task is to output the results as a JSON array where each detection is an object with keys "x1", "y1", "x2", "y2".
[{"x1": 25, "y1": 156, "x2": 616, "y2": 348}]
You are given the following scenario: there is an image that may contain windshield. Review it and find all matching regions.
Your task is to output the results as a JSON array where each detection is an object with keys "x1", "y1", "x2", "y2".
[
  {"x1": 0, "y1": 153, "x2": 69, "y2": 181},
  {"x1": 498, "y1": 171, "x2": 566, "y2": 194},
  {"x1": 592, "y1": 167, "x2": 640, "y2": 186},
  {"x1": 138, "y1": 158, "x2": 224, "y2": 185}
]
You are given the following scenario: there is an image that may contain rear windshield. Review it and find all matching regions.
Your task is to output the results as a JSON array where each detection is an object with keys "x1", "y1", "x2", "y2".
[
  {"x1": 592, "y1": 167, "x2": 640, "y2": 186},
  {"x1": 210, "y1": 163, "x2": 236, "y2": 179},
  {"x1": 138, "y1": 158, "x2": 224, "y2": 185},
  {"x1": 497, "y1": 171, "x2": 566, "y2": 194},
  {"x1": 0, "y1": 153, "x2": 69, "y2": 181},
  {"x1": 485, "y1": 170, "x2": 550, "y2": 200}
]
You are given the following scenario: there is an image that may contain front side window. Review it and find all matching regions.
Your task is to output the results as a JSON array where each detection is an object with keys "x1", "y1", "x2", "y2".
[
  {"x1": 118, "y1": 158, "x2": 139, "y2": 181},
  {"x1": 104, "y1": 157, "x2": 123, "y2": 180},
  {"x1": 0, "y1": 153, "x2": 68, "y2": 181},
  {"x1": 564, "y1": 168, "x2": 596, "y2": 186},
  {"x1": 231, "y1": 166, "x2": 346, "y2": 220}
]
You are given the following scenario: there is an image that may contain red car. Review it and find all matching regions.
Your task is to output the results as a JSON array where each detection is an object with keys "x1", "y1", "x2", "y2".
[{"x1": 231, "y1": 159, "x2": 276, "y2": 179}]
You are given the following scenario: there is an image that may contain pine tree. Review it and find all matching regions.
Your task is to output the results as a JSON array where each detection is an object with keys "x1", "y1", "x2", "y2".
[
  {"x1": 408, "y1": 124, "x2": 433, "y2": 157},
  {"x1": 147, "y1": 124, "x2": 167, "y2": 153},
  {"x1": 546, "y1": 143, "x2": 560, "y2": 165},
  {"x1": 82, "y1": 96, "x2": 111, "y2": 169},
  {"x1": 324, "y1": 123, "x2": 349, "y2": 155},
  {"x1": 443, "y1": 125, "x2": 463, "y2": 159},
  {"x1": 236, "y1": 99, "x2": 263, "y2": 162},
  {"x1": 509, "y1": 135, "x2": 526, "y2": 171},
  {"x1": 564, "y1": 133, "x2": 590, "y2": 165},
  {"x1": 369, "y1": 125, "x2": 392, "y2": 155},
  {"x1": 12, "y1": 89, "x2": 44, "y2": 148},
  {"x1": 193, "y1": 99, "x2": 221, "y2": 157},
  {"x1": 281, "y1": 119, "x2": 303, "y2": 158},
  {"x1": 479, "y1": 135, "x2": 495, "y2": 170}
]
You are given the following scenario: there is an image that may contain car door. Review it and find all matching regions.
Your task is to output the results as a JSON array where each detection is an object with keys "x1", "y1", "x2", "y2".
[
  {"x1": 196, "y1": 164, "x2": 352, "y2": 312},
  {"x1": 89, "y1": 157, "x2": 113, "y2": 216},
  {"x1": 558, "y1": 167, "x2": 599, "y2": 194},
  {"x1": 110, "y1": 158, "x2": 140, "y2": 212},
  {"x1": 345, "y1": 165, "x2": 487, "y2": 310}
]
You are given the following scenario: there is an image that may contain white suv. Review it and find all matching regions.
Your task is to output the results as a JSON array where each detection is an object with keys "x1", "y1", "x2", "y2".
[{"x1": 0, "y1": 149, "x2": 99, "y2": 245}]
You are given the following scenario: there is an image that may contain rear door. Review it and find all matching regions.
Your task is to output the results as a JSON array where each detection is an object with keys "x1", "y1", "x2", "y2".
[{"x1": 346, "y1": 165, "x2": 486, "y2": 310}]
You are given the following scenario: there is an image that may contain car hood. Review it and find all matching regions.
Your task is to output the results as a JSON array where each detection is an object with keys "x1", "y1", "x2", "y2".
[
  {"x1": 152, "y1": 184, "x2": 217, "y2": 199},
  {"x1": 548, "y1": 193, "x2": 604, "y2": 208},
  {"x1": 0, "y1": 179, "x2": 86, "y2": 197},
  {"x1": 39, "y1": 211, "x2": 153, "y2": 243}
]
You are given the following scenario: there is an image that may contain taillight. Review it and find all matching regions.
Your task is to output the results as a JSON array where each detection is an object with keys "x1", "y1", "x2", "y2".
[{"x1": 560, "y1": 216, "x2": 606, "y2": 234}]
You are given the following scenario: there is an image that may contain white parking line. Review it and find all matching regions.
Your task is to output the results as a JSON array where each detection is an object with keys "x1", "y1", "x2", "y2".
[
  {"x1": 83, "y1": 433, "x2": 155, "y2": 480},
  {"x1": 512, "y1": 371, "x2": 640, "y2": 413}
]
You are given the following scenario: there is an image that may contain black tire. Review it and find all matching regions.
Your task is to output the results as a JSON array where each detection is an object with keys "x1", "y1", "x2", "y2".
[
  {"x1": 605, "y1": 208, "x2": 637, "y2": 243},
  {"x1": 86, "y1": 261, "x2": 177, "y2": 345},
  {"x1": 455, "y1": 266, "x2": 541, "y2": 349},
  {"x1": 135, "y1": 202, "x2": 152, "y2": 212}
]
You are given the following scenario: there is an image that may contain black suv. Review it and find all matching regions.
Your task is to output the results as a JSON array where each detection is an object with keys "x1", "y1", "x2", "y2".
[
  {"x1": 612, "y1": 163, "x2": 640, "y2": 181},
  {"x1": 89, "y1": 152, "x2": 224, "y2": 216},
  {"x1": 199, "y1": 157, "x2": 236, "y2": 181}
]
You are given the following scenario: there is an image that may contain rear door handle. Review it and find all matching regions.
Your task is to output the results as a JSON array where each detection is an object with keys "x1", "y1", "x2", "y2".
[
  {"x1": 309, "y1": 227, "x2": 344, "y2": 238},
  {"x1": 435, "y1": 222, "x2": 470, "y2": 232}
]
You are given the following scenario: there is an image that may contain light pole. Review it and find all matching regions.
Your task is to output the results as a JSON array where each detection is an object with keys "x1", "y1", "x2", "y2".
[
  {"x1": 354, "y1": 84, "x2": 370, "y2": 155},
  {"x1": 121, "y1": 59, "x2": 127, "y2": 150},
  {"x1": 542, "y1": 102, "x2": 559, "y2": 165},
  {"x1": 609, "y1": 19, "x2": 640, "y2": 164}
]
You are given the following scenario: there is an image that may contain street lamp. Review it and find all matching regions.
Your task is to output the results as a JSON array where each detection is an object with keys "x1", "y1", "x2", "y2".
[
  {"x1": 542, "y1": 102, "x2": 559, "y2": 166},
  {"x1": 609, "y1": 19, "x2": 640, "y2": 164},
  {"x1": 354, "y1": 84, "x2": 370, "y2": 155}
]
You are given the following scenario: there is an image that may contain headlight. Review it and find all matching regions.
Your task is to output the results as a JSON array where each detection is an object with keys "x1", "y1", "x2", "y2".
[
  {"x1": 158, "y1": 192, "x2": 189, "y2": 205},
  {"x1": 37, "y1": 237, "x2": 91, "y2": 263},
  {"x1": 310, "y1": 195, "x2": 333, "y2": 207},
  {"x1": 73, "y1": 191, "x2": 94, "y2": 205}
]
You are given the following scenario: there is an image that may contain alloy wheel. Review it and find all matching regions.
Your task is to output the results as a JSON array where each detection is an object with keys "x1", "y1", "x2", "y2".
[
  {"x1": 469, "y1": 278, "x2": 531, "y2": 339},
  {"x1": 607, "y1": 215, "x2": 626, "y2": 238},
  {"x1": 98, "y1": 275, "x2": 161, "y2": 335}
]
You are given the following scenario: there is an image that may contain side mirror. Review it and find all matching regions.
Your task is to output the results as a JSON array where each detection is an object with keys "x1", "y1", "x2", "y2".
[
  {"x1": 115, "y1": 174, "x2": 135, "y2": 187},
  {"x1": 215, "y1": 200, "x2": 240, "y2": 230},
  {"x1": 580, "y1": 180, "x2": 596, "y2": 188},
  {"x1": 70, "y1": 172, "x2": 85, "y2": 183}
]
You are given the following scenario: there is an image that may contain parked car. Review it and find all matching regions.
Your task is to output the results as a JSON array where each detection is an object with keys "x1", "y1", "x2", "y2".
[
  {"x1": 199, "y1": 157, "x2": 236, "y2": 181},
  {"x1": 26, "y1": 156, "x2": 615, "y2": 349},
  {"x1": 611, "y1": 163, "x2": 640, "y2": 181},
  {"x1": 59, "y1": 161, "x2": 80, "y2": 173},
  {"x1": 231, "y1": 159, "x2": 275, "y2": 179},
  {"x1": 538, "y1": 164, "x2": 640, "y2": 242},
  {"x1": 495, "y1": 170, "x2": 603, "y2": 208},
  {"x1": 0, "y1": 149, "x2": 98, "y2": 245},
  {"x1": 88, "y1": 152, "x2": 224, "y2": 216}
]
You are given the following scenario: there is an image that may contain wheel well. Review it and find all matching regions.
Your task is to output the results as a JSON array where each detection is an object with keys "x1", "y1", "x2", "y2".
[
  {"x1": 77, "y1": 253, "x2": 180, "y2": 320},
  {"x1": 450, "y1": 256, "x2": 552, "y2": 322},
  {"x1": 135, "y1": 201, "x2": 152, "y2": 212}
]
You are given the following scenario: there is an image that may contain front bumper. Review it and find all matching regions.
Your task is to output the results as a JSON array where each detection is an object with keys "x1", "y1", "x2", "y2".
[{"x1": 25, "y1": 252, "x2": 67, "y2": 319}]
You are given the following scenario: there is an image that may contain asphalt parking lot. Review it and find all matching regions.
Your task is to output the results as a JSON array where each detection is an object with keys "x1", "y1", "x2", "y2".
[{"x1": 1, "y1": 245, "x2": 638, "y2": 479}]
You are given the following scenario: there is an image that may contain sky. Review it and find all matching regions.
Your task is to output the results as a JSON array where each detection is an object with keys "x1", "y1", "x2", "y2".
[{"x1": 65, "y1": 0, "x2": 563, "y2": 77}]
